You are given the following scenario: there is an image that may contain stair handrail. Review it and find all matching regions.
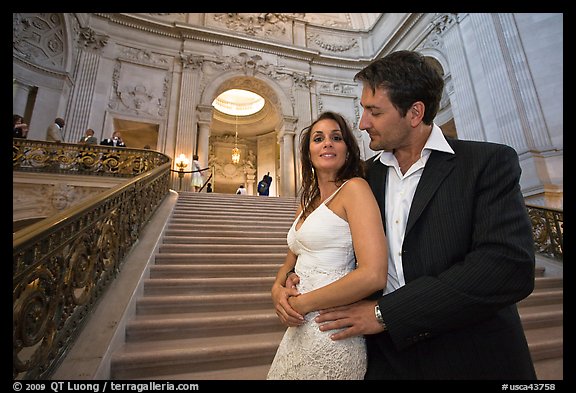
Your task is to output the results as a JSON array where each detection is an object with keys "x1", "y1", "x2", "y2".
[{"x1": 525, "y1": 203, "x2": 563, "y2": 261}]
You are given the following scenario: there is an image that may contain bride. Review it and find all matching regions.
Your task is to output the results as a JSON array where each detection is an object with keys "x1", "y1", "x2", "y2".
[{"x1": 267, "y1": 112, "x2": 388, "y2": 380}]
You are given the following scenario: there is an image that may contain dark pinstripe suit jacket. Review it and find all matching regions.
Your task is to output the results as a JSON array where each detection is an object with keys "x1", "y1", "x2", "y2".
[{"x1": 364, "y1": 138, "x2": 537, "y2": 380}]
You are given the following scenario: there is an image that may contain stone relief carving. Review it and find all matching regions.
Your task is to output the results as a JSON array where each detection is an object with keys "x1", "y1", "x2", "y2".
[
  {"x1": 180, "y1": 53, "x2": 204, "y2": 70},
  {"x1": 317, "y1": 81, "x2": 355, "y2": 96},
  {"x1": 119, "y1": 47, "x2": 170, "y2": 68},
  {"x1": 77, "y1": 27, "x2": 108, "y2": 51},
  {"x1": 108, "y1": 46, "x2": 172, "y2": 118},
  {"x1": 119, "y1": 84, "x2": 154, "y2": 114},
  {"x1": 307, "y1": 32, "x2": 358, "y2": 53},
  {"x1": 292, "y1": 73, "x2": 314, "y2": 89},
  {"x1": 146, "y1": 13, "x2": 187, "y2": 22},
  {"x1": 432, "y1": 13, "x2": 458, "y2": 35},
  {"x1": 51, "y1": 184, "x2": 75, "y2": 211},
  {"x1": 212, "y1": 13, "x2": 299, "y2": 38},
  {"x1": 13, "y1": 13, "x2": 66, "y2": 70}
]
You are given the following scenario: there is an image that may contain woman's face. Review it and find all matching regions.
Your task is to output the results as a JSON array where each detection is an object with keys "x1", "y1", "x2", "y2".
[{"x1": 308, "y1": 118, "x2": 348, "y2": 175}]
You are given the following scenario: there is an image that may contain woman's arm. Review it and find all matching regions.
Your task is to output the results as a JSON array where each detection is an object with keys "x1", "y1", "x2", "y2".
[
  {"x1": 271, "y1": 206, "x2": 305, "y2": 326},
  {"x1": 289, "y1": 178, "x2": 388, "y2": 315}
]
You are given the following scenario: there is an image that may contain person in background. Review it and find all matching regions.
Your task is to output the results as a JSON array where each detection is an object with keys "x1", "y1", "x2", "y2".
[
  {"x1": 190, "y1": 154, "x2": 203, "y2": 192},
  {"x1": 79, "y1": 128, "x2": 98, "y2": 145},
  {"x1": 46, "y1": 117, "x2": 65, "y2": 142},
  {"x1": 267, "y1": 111, "x2": 388, "y2": 380},
  {"x1": 279, "y1": 50, "x2": 537, "y2": 380},
  {"x1": 100, "y1": 131, "x2": 126, "y2": 147},
  {"x1": 206, "y1": 182, "x2": 213, "y2": 193},
  {"x1": 236, "y1": 184, "x2": 247, "y2": 195},
  {"x1": 13, "y1": 114, "x2": 28, "y2": 138},
  {"x1": 257, "y1": 173, "x2": 271, "y2": 196}
]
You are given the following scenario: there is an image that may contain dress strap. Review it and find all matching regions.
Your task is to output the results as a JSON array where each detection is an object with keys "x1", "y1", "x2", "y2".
[{"x1": 323, "y1": 179, "x2": 351, "y2": 205}]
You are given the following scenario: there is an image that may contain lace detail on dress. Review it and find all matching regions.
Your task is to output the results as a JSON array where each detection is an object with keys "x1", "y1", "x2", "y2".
[
  {"x1": 267, "y1": 180, "x2": 367, "y2": 380},
  {"x1": 267, "y1": 264, "x2": 367, "y2": 380}
]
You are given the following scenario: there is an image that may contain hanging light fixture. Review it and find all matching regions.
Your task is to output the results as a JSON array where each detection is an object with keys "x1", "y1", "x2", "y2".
[{"x1": 231, "y1": 114, "x2": 240, "y2": 164}]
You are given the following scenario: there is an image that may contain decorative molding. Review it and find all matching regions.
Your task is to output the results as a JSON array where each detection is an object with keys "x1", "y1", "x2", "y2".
[{"x1": 307, "y1": 32, "x2": 358, "y2": 53}]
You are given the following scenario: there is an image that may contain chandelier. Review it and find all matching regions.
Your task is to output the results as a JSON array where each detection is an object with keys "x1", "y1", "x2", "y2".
[{"x1": 231, "y1": 114, "x2": 240, "y2": 164}]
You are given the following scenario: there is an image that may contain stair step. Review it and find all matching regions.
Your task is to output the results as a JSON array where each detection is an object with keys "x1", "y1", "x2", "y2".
[
  {"x1": 136, "y1": 293, "x2": 273, "y2": 314},
  {"x1": 164, "y1": 229, "x2": 288, "y2": 238},
  {"x1": 167, "y1": 223, "x2": 291, "y2": 231},
  {"x1": 533, "y1": 276, "x2": 563, "y2": 290},
  {"x1": 171, "y1": 212, "x2": 294, "y2": 222},
  {"x1": 126, "y1": 312, "x2": 283, "y2": 341},
  {"x1": 153, "y1": 253, "x2": 286, "y2": 264},
  {"x1": 525, "y1": 326, "x2": 563, "y2": 361},
  {"x1": 173, "y1": 207, "x2": 296, "y2": 216},
  {"x1": 162, "y1": 236, "x2": 287, "y2": 245},
  {"x1": 519, "y1": 304, "x2": 563, "y2": 329},
  {"x1": 149, "y1": 264, "x2": 281, "y2": 278},
  {"x1": 533, "y1": 357, "x2": 563, "y2": 380},
  {"x1": 143, "y1": 277, "x2": 274, "y2": 295},
  {"x1": 518, "y1": 289, "x2": 563, "y2": 307},
  {"x1": 136, "y1": 363, "x2": 272, "y2": 380},
  {"x1": 110, "y1": 331, "x2": 284, "y2": 380},
  {"x1": 158, "y1": 244, "x2": 289, "y2": 254}
]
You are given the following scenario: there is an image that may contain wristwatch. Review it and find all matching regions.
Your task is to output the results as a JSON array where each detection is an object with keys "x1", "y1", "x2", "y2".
[{"x1": 374, "y1": 304, "x2": 387, "y2": 330}]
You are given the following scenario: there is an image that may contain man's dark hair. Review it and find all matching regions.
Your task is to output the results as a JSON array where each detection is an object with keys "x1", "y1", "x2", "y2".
[{"x1": 354, "y1": 50, "x2": 444, "y2": 125}]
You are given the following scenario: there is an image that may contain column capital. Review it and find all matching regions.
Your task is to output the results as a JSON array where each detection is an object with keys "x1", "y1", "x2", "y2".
[{"x1": 197, "y1": 105, "x2": 214, "y2": 124}]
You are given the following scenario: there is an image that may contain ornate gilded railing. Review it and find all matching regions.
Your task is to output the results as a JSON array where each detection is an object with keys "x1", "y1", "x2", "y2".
[
  {"x1": 13, "y1": 140, "x2": 172, "y2": 380},
  {"x1": 13, "y1": 138, "x2": 169, "y2": 176},
  {"x1": 526, "y1": 203, "x2": 563, "y2": 261}
]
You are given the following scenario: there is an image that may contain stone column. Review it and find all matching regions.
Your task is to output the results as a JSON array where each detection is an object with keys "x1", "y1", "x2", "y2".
[
  {"x1": 476, "y1": 13, "x2": 551, "y2": 151},
  {"x1": 12, "y1": 80, "x2": 32, "y2": 118},
  {"x1": 175, "y1": 53, "x2": 204, "y2": 191},
  {"x1": 64, "y1": 27, "x2": 108, "y2": 143},
  {"x1": 292, "y1": 73, "x2": 314, "y2": 195},
  {"x1": 196, "y1": 105, "x2": 212, "y2": 186},
  {"x1": 434, "y1": 13, "x2": 486, "y2": 141},
  {"x1": 245, "y1": 167, "x2": 257, "y2": 195},
  {"x1": 278, "y1": 116, "x2": 298, "y2": 197}
]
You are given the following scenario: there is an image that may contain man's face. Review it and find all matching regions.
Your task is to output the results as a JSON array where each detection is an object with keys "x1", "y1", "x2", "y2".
[{"x1": 358, "y1": 85, "x2": 410, "y2": 152}]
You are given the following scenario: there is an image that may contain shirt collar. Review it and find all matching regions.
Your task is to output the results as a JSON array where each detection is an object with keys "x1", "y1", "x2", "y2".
[{"x1": 375, "y1": 123, "x2": 454, "y2": 165}]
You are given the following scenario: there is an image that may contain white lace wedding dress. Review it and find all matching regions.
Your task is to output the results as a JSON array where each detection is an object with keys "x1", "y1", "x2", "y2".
[{"x1": 267, "y1": 182, "x2": 367, "y2": 380}]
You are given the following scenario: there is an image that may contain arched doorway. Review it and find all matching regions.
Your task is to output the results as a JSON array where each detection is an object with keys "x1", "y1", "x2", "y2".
[{"x1": 200, "y1": 75, "x2": 295, "y2": 196}]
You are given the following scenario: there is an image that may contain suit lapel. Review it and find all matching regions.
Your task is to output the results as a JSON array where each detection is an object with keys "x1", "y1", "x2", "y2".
[
  {"x1": 405, "y1": 150, "x2": 455, "y2": 235},
  {"x1": 366, "y1": 157, "x2": 388, "y2": 226}
]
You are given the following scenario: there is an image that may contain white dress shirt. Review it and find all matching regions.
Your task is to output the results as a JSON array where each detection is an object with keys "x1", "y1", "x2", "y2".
[{"x1": 376, "y1": 124, "x2": 454, "y2": 295}]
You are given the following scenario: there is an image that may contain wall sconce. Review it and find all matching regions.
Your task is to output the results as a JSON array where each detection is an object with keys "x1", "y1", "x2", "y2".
[{"x1": 175, "y1": 153, "x2": 189, "y2": 190}]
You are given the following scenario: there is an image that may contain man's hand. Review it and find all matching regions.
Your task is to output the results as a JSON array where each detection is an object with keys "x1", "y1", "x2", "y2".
[
  {"x1": 271, "y1": 273, "x2": 304, "y2": 327},
  {"x1": 315, "y1": 300, "x2": 385, "y2": 340}
]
